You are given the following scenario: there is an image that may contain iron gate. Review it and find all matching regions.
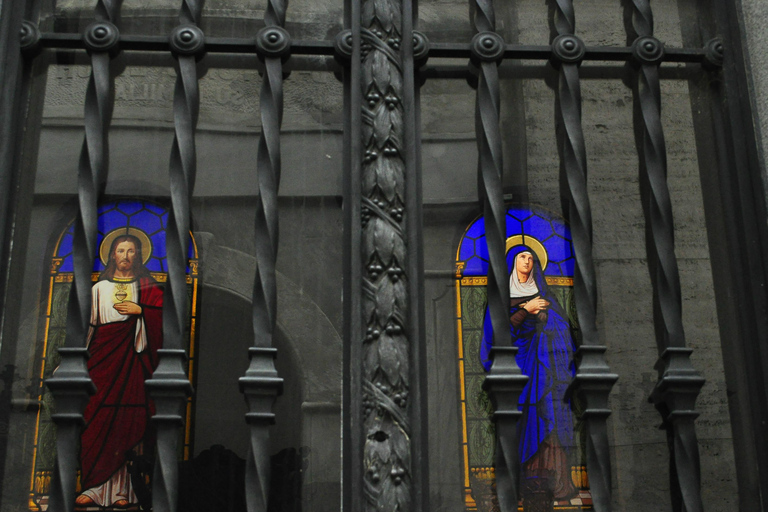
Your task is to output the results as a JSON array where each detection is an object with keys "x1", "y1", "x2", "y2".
[{"x1": 0, "y1": 0, "x2": 767, "y2": 511}]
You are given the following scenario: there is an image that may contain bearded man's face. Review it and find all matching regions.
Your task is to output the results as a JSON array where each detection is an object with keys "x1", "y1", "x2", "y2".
[{"x1": 113, "y1": 241, "x2": 137, "y2": 272}]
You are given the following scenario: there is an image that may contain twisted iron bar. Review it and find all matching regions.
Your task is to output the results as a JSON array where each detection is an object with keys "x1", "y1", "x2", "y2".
[
  {"x1": 550, "y1": 2, "x2": 617, "y2": 511},
  {"x1": 145, "y1": 1, "x2": 203, "y2": 511},
  {"x1": 238, "y1": 0, "x2": 288, "y2": 511},
  {"x1": 470, "y1": 2, "x2": 526, "y2": 511},
  {"x1": 358, "y1": 0, "x2": 413, "y2": 510},
  {"x1": 627, "y1": 0, "x2": 653, "y2": 39},
  {"x1": 625, "y1": 2, "x2": 704, "y2": 511},
  {"x1": 44, "y1": 2, "x2": 121, "y2": 511}
]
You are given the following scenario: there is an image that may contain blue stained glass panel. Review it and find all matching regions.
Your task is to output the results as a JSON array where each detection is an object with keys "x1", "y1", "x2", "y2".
[
  {"x1": 464, "y1": 256, "x2": 488, "y2": 276},
  {"x1": 459, "y1": 239, "x2": 475, "y2": 261},
  {"x1": 505, "y1": 217, "x2": 524, "y2": 236},
  {"x1": 475, "y1": 236, "x2": 489, "y2": 261},
  {"x1": 560, "y1": 258, "x2": 575, "y2": 276},
  {"x1": 58, "y1": 233, "x2": 73, "y2": 259},
  {"x1": 150, "y1": 232, "x2": 168, "y2": 259},
  {"x1": 520, "y1": 215, "x2": 551, "y2": 243},
  {"x1": 458, "y1": 206, "x2": 573, "y2": 277},
  {"x1": 506, "y1": 207, "x2": 530, "y2": 221},
  {"x1": 117, "y1": 202, "x2": 143, "y2": 216},
  {"x1": 546, "y1": 237, "x2": 571, "y2": 264},
  {"x1": 553, "y1": 220, "x2": 569, "y2": 239},
  {"x1": 98, "y1": 212, "x2": 131, "y2": 239},
  {"x1": 465, "y1": 218, "x2": 485, "y2": 239},
  {"x1": 129, "y1": 209, "x2": 163, "y2": 236},
  {"x1": 53, "y1": 200, "x2": 197, "y2": 275}
]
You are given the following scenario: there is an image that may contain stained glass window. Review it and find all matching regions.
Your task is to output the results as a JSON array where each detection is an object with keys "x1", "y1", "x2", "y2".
[
  {"x1": 455, "y1": 205, "x2": 591, "y2": 511},
  {"x1": 30, "y1": 200, "x2": 198, "y2": 511}
]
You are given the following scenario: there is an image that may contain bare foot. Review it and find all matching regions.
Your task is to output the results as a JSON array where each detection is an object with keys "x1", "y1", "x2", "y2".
[
  {"x1": 75, "y1": 494, "x2": 94, "y2": 506},
  {"x1": 113, "y1": 500, "x2": 129, "y2": 508}
]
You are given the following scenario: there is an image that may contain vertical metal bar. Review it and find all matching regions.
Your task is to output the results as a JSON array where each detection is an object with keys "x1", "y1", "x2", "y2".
[
  {"x1": 0, "y1": 0, "x2": 45, "y2": 494},
  {"x1": 469, "y1": 2, "x2": 527, "y2": 511},
  {"x1": 237, "y1": 0, "x2": 290, "y2": 510},
  {"x1": 145, "y1": 1, "x2": 204, "y2": 511},
  {"x1": 403, "y1": 0, "x2": 428, "y2": 509},
  {"x1": 341, "y1": 0, "x2": 364, "y2": 505},
  {"x1": 44, "y1": 1, "x2": 123, "y2": 511},
  {"x1": 548, "y1": 3, "x2": 617, "y2": 511},
  {"x1": 623, "y1": 2, "x2": 705, "y2": 511},
  {"x1": 0, "y1": 0, "x2": 26, "y2": 311}
]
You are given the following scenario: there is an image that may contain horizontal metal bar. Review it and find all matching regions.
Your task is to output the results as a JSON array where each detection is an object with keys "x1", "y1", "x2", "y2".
[
  {"x1": 423, "y1": 42, "x2": 706, "y2": 62},
  {"x1": 38, "y1": 33, "x2": 337, "y2": 55},
  {"x1": 36, "y1": 32, "x2": 708, "y2": 63}
]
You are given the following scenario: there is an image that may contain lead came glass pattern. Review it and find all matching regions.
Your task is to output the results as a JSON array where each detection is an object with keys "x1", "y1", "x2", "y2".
[
  {"x1": 31, "y1": 200, "x2": 199, "y2": 511},
  {"x1": 456, "y1": 206, "x2": 593, "y2": 511}
]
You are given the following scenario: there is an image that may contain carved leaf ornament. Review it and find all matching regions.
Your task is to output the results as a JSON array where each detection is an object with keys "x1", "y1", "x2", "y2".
[{"x1": 361, "y1": 0, "x2": 411, "y2": 510}]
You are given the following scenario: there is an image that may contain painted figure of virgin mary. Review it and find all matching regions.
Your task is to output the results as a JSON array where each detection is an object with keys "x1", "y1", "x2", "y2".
[{"x1": 480, "y1": 236, "x2": 577, "y2": 501}]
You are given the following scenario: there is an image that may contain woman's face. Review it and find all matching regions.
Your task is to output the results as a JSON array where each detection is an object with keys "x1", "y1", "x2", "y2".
[{"x1": 516, "y1": 252, "x2": 534, "y2": 277}]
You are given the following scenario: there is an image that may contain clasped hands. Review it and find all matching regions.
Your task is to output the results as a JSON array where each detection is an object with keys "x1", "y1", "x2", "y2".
[{"x1": 520, "y1": 296, "x2": 550, "y2": 315}]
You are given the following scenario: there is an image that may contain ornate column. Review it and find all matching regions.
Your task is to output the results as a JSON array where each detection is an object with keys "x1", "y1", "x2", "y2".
[{"x1": 345, "y1": 0, "x2": 427, "y2": 510}]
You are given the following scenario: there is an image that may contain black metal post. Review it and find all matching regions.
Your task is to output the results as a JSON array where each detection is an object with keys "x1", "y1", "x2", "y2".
[
  {"x1": 44, "y1": 1, "x2": 123, "y2": 511},
  {"x1": 623, "y1": 2, "x2": 705, "y2": 511},
  {"x1": 0, "y1": 0, "x2": 27, "y2": 315},
  {"x1": 237, "y1": 0, "x2": 290, "y2": 511},
  {"x1": 548, "y1": 2, "x2": 618, "y2": 511},
  {"x1": 144, "y1": 1, "x2": 204, "y2": 511},
  {"x1": 469, "y1": 2, "x2": 528, "y2": 511},
  {"x1": 340, "y1": 0, "x2": 364, "y2": 509}
]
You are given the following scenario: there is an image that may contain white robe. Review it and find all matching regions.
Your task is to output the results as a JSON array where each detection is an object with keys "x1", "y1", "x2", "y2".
[
  {"x1": 81, "y1": 279, "x2": 146, "y2": 506},
  {"x1": 87, "y1": 279, "x2": 147, "y2": 353},
  {"x1": 79, "y1": 464, "x2": 138, "y2": 507}
]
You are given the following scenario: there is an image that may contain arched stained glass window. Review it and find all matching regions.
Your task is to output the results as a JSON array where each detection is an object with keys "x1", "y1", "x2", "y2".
[
  {"x1": 455, "y1": 205, "x2": 591, "y2": 511},
  {"x1": 30, "y1": 200, "x2": 199, "y2": 511}
]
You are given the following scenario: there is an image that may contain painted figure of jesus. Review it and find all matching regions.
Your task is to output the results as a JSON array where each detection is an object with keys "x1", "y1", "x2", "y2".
[{"x1": 75, "y1": 232, "x2": 163, "y2": 507}]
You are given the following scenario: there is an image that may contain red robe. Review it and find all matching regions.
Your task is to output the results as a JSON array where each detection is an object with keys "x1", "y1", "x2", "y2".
[{"x1": 80, "y1": 277, "x2": 163, "y2": 490}]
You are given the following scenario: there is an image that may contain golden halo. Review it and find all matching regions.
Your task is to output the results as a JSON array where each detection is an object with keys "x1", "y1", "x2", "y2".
[
  {"x1": 99, "y1": 228, "x2": 153, "y2": 266},
  {"x1": 505, "y1": 234, "x2": 548, "y2": 271}
]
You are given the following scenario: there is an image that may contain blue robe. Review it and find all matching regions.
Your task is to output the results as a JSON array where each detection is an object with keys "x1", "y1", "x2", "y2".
[{"x1": 480, "y1": 246, "x2": 576, "y2": 464}]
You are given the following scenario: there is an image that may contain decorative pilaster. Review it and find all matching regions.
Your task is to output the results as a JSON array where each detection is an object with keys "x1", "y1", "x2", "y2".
[{"x1": 358, "y1": 0, "x2": 413, "y2": 510}]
